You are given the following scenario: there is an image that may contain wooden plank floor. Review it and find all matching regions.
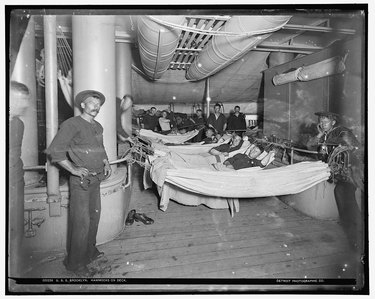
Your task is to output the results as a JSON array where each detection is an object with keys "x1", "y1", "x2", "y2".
[{"x1": 21, "y1": 166, "x2": 365, "y2": 292}]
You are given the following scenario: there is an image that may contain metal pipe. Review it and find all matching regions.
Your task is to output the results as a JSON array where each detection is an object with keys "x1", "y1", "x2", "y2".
[
  {"x1": 257, "y1": 42, "x2": 323, "y2": 52},
  {"x1": 205, "y1": 77, "x2": 211, "y2": 117},
  {"x1": 283, "y1": 23, "x2": 355, "y2": 35},
  {"x1": 24, "y1": 157, "x2": 134, "y2": 171},
  {"x1": 24, "y1": 165, "x2": 46, "y2": 171},
  {"x1": 290, "y1": 147, "x2": 318, "y2": 154},
  {"x1": 256, "y1": 139, "x2": 319, "y2": 155},
  {"x1": 254, "y1": 47, "x2": 313, "y2": 55},
  {"x1": 44, "y1": 16, "x2": 61, "y2": 209}
]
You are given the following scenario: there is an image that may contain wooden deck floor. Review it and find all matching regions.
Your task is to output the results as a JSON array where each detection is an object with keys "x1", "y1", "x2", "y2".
[{"x1": 20, "y1": 166, "x2": 365, "y2": 293}]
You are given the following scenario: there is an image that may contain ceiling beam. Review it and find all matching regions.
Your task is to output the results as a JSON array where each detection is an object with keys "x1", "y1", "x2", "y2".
[
  {"x1": 277, "y1": 18, "x2": 328, "y2": 45},
  {"x1": 282, "y1": 23, "x2": 355, "y2": 34},
  {"x1": 254, "y1": 42, "x2": 323, "y2": 54}
]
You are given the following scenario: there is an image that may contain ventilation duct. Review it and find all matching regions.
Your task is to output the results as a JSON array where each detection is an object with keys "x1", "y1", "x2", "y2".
[
  {"x1": 137, "y1": 15, "x2": 186, "y2": 80},
  {"x1": 186, "y1": 15, "x2": 291, "y2": 81},
  {"x1": 272, "y1": 55, "x2": 347, "y2": 86}
]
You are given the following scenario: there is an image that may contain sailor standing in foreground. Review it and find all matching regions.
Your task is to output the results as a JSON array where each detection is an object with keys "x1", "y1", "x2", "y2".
[
  {"x1": 46, "y1": 90, "x2": 112, "y2": 277},
  {"x1": 307, "y1": 111, "x2": 364, "y2": 257}
]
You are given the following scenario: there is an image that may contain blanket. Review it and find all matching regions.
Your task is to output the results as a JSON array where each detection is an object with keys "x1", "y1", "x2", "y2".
[{"x1": 139, "y1": 129, "x2": 200, "y2": 144}]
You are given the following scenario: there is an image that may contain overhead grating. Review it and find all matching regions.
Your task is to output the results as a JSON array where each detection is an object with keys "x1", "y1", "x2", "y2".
[{"x1": 169, "y1": 16, "x2": 230, "y2": 71}]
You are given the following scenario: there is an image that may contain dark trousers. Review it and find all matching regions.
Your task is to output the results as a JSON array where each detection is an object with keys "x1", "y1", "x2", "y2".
[
  {"x1": 64, "y1": 175, "x2": 101, "y2": 271},
  {"x1": 334, "y1": 181, "x2": 363, "y2": 252}
]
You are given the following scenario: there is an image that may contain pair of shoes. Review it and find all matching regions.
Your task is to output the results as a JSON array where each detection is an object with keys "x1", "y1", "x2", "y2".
[
  {"x1": 125, "y1": 209, "x2": 136, "y2": 226},
  {"x1": 134, "y1": 213, "x2": 154, "y2": 225},
  {"x1": 74, "y1": 265, "x2": 93, "y2": 277}
]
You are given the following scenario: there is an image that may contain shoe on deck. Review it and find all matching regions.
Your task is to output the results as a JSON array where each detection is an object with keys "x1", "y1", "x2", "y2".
[
  {"x1": 134, "y1": 213, "x2": 154, "y2": 225},
  {"x1": 125, "y1": 209, "x2": 136, "y2": 226}
]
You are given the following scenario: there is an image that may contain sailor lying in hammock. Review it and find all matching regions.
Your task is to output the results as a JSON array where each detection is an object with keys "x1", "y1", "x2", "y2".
[
  {"x1": 208, "y1": 134, "x2": 243, "y2": 156},
  {"x1": 202, "y1": 134, "x2": 274, "y2": 169},
  {"x1": 223, "y1": 144, "x2": 273, "y2": 170}
]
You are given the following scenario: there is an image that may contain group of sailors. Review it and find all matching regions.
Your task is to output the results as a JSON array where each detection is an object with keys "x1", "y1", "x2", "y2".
[{"x1": 139, "y1": 103, "x2": 249, "y2": 143}]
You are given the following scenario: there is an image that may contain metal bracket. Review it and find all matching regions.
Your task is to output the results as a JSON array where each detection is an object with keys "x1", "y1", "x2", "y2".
[{"x1": 24, "y1": 207, "x2": 46, "y2": 238}]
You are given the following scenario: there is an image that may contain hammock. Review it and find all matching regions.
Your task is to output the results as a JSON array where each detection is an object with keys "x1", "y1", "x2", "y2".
[
  {"x1": 36, "y1": 28, "x2": 74, "y2": 108},
  {"x1": 56, "y1": 28, "x2": 74, "y2": 108},
  {"x1": 58, "y1": 69, "x2": 73, "y2": 107},
  {"x1": 139, "y1": 129, "x2": 200, "y2": 144},
  {"x1": 149, "y1": 151, "x2": 331, "y2": 214}
]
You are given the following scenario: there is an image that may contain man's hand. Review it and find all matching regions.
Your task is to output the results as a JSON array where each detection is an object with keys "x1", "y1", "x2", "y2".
[
  {"x1": 317, "y1": 124, "x2": 324, "y2": 138},
  {"x1": 103, "y1": 160, "x2": 112, "y2": 179},
  {"x1": 71, "y1": 166, "x2": 89, "y2": 179},
  {"x1": 57, "y1": 160, "x2": 89, "y2": 179}
]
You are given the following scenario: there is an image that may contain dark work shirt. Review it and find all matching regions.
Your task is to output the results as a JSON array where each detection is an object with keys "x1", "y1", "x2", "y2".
[
  {"x1": 193, "y1": 116, "x2": 206, "y2": 126},
  {"x1": 307, "y1": 125, "x2": 360, "y2": 159},
  {"x1": 184, "y1": 118, "x2": 196, "y2": 131},
  {"x1": 307, "y1": 125, "x2": 360, "y2": 150},
  {"x1": 227, "y1": 113, "x2": 246, "y2": 131},
  {"x1": 176, "y1": 118, "x2": 195, "y2": 131},
  {"x1": 306, "y1": 124, "x2": 362, "y2": 173},
  {"x1": 320, "y1": 126, "x2": 359, "y2": 148},
  {"x1": 212, "y1": 140, "x2": 243, "y2": 153},
  {"x1": 46, "y1": 116, "x2": 108, "y2": 173},
  {"x1": 225, "y1": 153, "x2": 264, "y2": 170},
  {"x1": 207, "y1": 113, "x2": 227, "y2": 134},
  {"x1": 142, "y1": 113, "x2": 159, "y2": 131}
]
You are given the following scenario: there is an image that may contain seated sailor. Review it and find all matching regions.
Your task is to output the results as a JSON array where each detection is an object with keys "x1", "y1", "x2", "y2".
[
  {"x1": 202, "y1": 127, "x2": 218, "y2": 144},
  {"x1": 159, "y1": 110, "x2": 172, "y2": 133}
]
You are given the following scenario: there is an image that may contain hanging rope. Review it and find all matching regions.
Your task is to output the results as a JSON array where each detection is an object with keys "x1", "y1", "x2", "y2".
[
  {"x1": 57, "y1": 26, "x2": 73, "y2": 77},
  {"x1": 55, "y1": 26, "x2": 74, "y2": 107}
]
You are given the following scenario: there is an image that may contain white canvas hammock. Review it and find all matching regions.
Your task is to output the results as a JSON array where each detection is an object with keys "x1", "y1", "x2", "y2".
[
  {"x1": 139, "y1": 129, "x2": 200, "y2": 144},
  {"x1": 149, "y1": 151, "x2": 331, "y2": 214},
  {"x1": 36, "y1": 29, "x2": 74, "y2": 108}
]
